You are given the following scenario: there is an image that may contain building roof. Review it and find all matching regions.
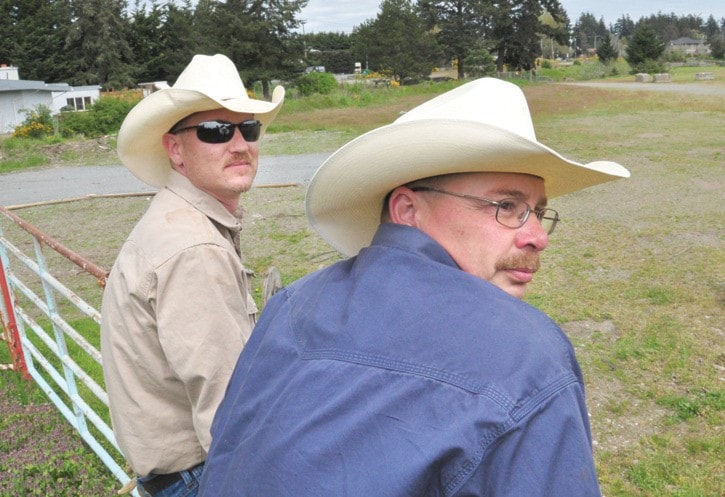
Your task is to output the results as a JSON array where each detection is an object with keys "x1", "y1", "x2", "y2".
[
  {"x1": 0, "y1": 79, "x2": 72, "y2": 93},
  {"x1": 670, "y1": 37, "x2": 704, "y2": 45}
]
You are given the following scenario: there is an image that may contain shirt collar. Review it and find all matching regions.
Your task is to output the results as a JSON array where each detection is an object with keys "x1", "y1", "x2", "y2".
[
  {"x1": 369, "y1": 223, "x2": 459, "y2": 268},
  {"x1": 164, "y1": 169, "x2": 242, "y2": 231}
]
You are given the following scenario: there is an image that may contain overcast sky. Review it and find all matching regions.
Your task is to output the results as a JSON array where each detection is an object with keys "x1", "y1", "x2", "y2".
[{"x1": 299, "y1": 0, "x2": 725, "y2": 33}]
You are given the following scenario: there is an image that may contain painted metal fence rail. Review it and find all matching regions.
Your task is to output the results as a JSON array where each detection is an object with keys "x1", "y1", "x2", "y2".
[{"x1": 0, "y1": 205, "x2": 137, "y2": 495}]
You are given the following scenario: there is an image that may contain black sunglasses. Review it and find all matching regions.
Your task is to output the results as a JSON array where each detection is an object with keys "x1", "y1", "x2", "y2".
[{"x1": 171, "y1": 119, "x2": 262, "y2": 144}]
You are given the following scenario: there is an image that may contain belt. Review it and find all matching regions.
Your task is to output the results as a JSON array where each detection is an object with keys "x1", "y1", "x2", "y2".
[{"x1": 138, "y1": 471, "x2": 185, "y2": 495}]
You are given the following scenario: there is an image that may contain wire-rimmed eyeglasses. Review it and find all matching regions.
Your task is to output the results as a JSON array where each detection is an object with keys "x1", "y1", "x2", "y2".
[{"x1": 411, "y1": 186, "x2": 560, "y2": 234}]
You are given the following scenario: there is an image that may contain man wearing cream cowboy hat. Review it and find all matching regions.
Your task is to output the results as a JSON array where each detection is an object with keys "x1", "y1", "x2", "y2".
[
  {"x1": 200, "y1": 78, "x2": 629, "y2": 496},
  {"x1": 100, "y1": 54, "x2": 284, "y2": 497}
]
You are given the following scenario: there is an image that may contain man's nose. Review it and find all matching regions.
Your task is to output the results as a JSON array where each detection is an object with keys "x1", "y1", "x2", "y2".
[{"x1": 517, "y1": 214, "x2": 549, "y2": 251}]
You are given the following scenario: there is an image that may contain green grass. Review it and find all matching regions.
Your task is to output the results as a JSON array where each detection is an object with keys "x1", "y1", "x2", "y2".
[
  {"x1": 1, "y1": 59, "x2": 724, "y2": 495},
  {"x1": 0, "y1": 332, "x2": 119, "y2": 496},
  {"x1": 538, "y1": 57, "x2": 632, "y2": 80},
  {"x1": 0, "y1": 135, "x2": 58, "y2": 172},
  {"x1": 665, "y1": 64, "x2": 725, "y2": 83}
]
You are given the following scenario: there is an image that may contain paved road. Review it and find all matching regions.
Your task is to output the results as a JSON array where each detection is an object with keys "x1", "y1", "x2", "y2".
[{"x1": 0, "y1": 152, "x2": 331, "y2": 207}]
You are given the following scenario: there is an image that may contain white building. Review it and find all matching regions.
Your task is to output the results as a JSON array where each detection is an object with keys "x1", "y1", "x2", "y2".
[{"x1": 0, "y1": 64, "x2": 101, "y2": 134}]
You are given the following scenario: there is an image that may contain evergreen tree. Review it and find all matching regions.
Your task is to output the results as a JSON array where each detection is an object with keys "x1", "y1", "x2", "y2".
[
  {"x1": 213, "y1": 0, "x2": 307, "y2": 98},
  {"x1": 596, "y1": 32, "x2": 618, "y2": 63},
  {"x1": 192, "y1": 0, "x2": 221, "y2": 56},
  {"x1": 126, "y1": 0, "x2": 198, "y2": 84},
  {"x1": 304, "y1": 32, "x2": 353, "y2": 51},
  {"x1": 638, "y1": 13, "x2": 683, "y2": 42},
  {"x1": 3, "y1": 0, "x2": 72, "y2": 82},
  {"x1": 710, "y1": 37, "x2": 725, "y2": 60},
  {"x1": 537, "y1": 6, "x2": 571, "y2": 59},
  {"x1": 463, "y1": 44, "x2": 496, "y2": 77},
  {"x1": 352, "y1": 0, "x2": 440, "y2": 83},
  {"x1": 157, "y1": 0, "x2": 198, "y2": 81},
  {"x1": 625, "y1": 24, "x2": 666, "y2": 73},
  {"x1": 302, "y1": 32, "x2": 355, "y2": 73},
  {"x1": 126, "y1": 0, "x2": 166, "y2": 83},
  {"x1": 421, "y1": 0, "x2": 566, "y2": 77},
  {"x1": 65, "y1": 0, "x2": 134, "y2": 89},
  {"x1": 613, "y1": 14, "x2": 635, "y2": 38},
  {"x1": 418, "y1": 0, "x2": 493, "y2": 79},
  {"x1": 489, "y1": 0, "x2": 568, "y2": 72},
  {"x1": 704, "y1": 15, "x2": 720, "y2": 38},
  {"x1": 0, "y1": 0, "x2": 19, "y2": 66},
  {"x1": 572, "y1": 12, "x2": 608, "y2": 54},
  {"x1": 706, "y1": 15, "x2": 725, "y2": 60}
]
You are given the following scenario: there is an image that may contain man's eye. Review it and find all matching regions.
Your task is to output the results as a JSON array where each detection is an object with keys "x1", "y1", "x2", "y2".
[{"x1": 497, "y1": 200, "x2": 518, "y2": 212}]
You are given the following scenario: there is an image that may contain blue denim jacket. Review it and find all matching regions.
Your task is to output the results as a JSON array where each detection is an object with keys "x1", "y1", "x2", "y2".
[{"x1": 201, "y1": 223, "x2": 601, "y2": 497}]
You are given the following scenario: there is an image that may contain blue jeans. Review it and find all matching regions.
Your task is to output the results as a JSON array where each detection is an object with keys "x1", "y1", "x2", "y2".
[{"x1": 136, "y1": 463, "x2": 204, "y2": 497}]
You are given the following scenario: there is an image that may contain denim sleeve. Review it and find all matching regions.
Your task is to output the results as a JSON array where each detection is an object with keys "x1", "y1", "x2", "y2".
[{"x1": 458, "y1": 382, "x2": 602, "y2": 497}]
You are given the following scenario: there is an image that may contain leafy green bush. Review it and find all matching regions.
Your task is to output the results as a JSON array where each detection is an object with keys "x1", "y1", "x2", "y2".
[
  {"x1": 630, "y1": 59, "x2": 667, "y2": 75},
  {"x1": 12, "y1": 105, "x2": 54, "y2": 139},
  {"x1": 296, "y1": 71, "x2": 338, "y2": 96},
  {"x1": 59, "y1": 97, "x2": 136, "y2": 138},
  {"x1": 538, "y1": 58, "x2": 631, "y2": 82},
  {"x1": 665, "y1": 48, "x2": 688, "y2": 63}
]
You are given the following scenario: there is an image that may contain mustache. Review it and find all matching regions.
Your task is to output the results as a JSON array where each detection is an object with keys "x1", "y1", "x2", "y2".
[
  {"x1": 495, "y1": 254, "x2": 541, "y2": 272},
  {"x1": 227, "y1": 151, "x2": 255, "y2": 163}
]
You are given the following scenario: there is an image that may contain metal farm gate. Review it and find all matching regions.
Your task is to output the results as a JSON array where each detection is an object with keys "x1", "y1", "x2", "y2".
[{"x1": 0, "y1": 204, "x2": 138, "y2": 495}]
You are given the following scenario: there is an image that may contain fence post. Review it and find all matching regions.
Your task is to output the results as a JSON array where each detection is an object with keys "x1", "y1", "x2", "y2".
[{"x1": 0, "y1": 237, "x2": 30, "y2": 380}]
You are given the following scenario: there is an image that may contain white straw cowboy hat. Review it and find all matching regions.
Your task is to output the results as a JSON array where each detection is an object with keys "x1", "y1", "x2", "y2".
[
  {"x1": 306, "y1": 77, "x2": 630, "y2": 257},
  {"x1": 117, "y1": 54, "x2": 285, "y2": 187}
]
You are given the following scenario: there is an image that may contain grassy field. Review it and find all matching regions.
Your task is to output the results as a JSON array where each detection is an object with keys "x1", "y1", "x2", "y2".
[{"x1": 1, "y1": 65, "x2": 724, "y2": 495}]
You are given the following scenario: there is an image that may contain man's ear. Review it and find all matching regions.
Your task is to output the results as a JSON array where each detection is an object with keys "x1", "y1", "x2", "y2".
[
  {"x1": 162, "y1": 133, "x2": 183, "y2": 171},
  {"x1": 388, "y1": 187, "x2": 421, "y2": 227}
]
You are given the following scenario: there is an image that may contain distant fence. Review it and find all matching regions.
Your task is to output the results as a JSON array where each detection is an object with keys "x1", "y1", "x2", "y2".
[{"x1": 0, "y1": 205, "x2": 137, "y2": 495}]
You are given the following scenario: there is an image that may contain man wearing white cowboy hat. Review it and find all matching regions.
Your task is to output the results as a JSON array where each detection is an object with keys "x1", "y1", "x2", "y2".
[
  {"x1": 100, "y1": 54, "x2": 284, "y2": 497},
  {"x1": 200, "y1": 78, "x2": 629, "y2": 496}
]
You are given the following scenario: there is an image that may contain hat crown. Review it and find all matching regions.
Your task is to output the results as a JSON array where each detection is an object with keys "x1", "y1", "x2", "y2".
[
  {"x1": 173, "y1": 54, "x2": 249, "y2": 102},
  {"x1": 306, "y1": 77, "x2": 629, "y2": 257},
  {"x1": 395, "y1": 78, "x2": 537, "y2": 142}
]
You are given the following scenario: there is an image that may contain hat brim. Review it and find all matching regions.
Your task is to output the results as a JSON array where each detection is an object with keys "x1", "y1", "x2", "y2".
[
  {"x1": 118, "y1": 86, "x2": 285, "y2": 187},
  {"x1": 306, "y1": 119, "x2": 630, "y2": 257}
]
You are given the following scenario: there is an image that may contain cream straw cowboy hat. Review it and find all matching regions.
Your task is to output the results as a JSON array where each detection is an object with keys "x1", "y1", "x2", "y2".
[
  {"x1": 306, "y1": 77, "x2": 630, "y2": 257},
  {"x1": 117, "y1": 54, "x2": 285, "y2": 187}
]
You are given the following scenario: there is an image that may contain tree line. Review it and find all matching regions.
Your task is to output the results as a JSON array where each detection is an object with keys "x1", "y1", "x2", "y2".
[
  {"x1": 1, "y1": 0, "x2": 724, "y2": 95},
  {"x1": 572, "y1": 11, "x2": 725, "y2": 57}
]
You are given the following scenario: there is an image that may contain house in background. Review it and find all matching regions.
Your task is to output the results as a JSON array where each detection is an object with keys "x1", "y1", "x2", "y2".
[
  {"x1": 0, "y1": 64, "x2": 101, "y2": 134},
  {"x1": 138, "y1": 81, "x2": 169, "y2": 97},
  {"x1": 668, "y1": 37, "x2": 711, "y2": 57}
]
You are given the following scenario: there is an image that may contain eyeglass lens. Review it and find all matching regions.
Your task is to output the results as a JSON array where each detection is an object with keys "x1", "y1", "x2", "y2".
[
  {"x1": 194, "y1": 120, "x2": 261, "y2": 143},
  {"x1": 536, "y1": 210, "x2": 559, "y2": 234},
  {"x1": 411, "y1": 187, "x2": 559, "y2": 234},
  {"x1": 496, "y1": 199, "x2": 558, "y2": 234}
]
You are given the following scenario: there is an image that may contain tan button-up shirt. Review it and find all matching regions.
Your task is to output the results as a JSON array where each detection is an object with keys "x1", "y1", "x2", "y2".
[{"x1": 101, "y1": 170, "x2": 256, "y2": 476}]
